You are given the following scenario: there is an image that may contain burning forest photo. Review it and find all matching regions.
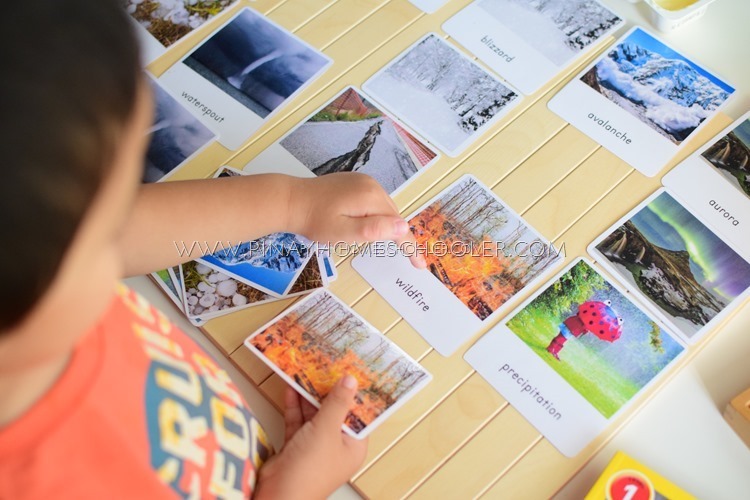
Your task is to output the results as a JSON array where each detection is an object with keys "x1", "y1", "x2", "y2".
[
  {"x1": 247, "y1": 290, "x2": 430, "y2": 435},
  {"x1": 409, "y1": 176, "x2": 561, "y2": 321}
]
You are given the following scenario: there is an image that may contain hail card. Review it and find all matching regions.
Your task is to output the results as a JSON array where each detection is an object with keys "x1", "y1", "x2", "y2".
[
  {"x1": 589, "y1": 185, "x2": 750, "y2": 344},
  {"x1": 444, "y1": 0, "x2": 623, "y2": 95},
  {"x1": 363, "y1": 34, "x2": 521, "y2": 157},
  {"x1": 244, "y1": 86, "x2": 440, "y2": 196},
  {"x1": 126, "y1": 0, "x2": 237, "y2": 65},
  {"x1": 144, "y1": 75, "x2": 215, "y2": 183},
  {"x1": 549, "y1": 27, "x2": 734, "y2": 177},
  {"x1": 466, "y1": 258, "x2": 686, "y2": 457},
  {"x1": 353, "y1": 175, "x2": 563, "y2": 356},
  {"x1": 159, "y1": 7, "x2": 331, "y2": 150},
  {"x1": 245, "y1": 289, "x2": 432, "y2": 439}
]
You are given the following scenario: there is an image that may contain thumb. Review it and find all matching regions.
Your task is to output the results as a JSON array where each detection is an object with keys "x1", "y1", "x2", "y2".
[
  {"x1": 314, "y1": 375, "x2": 358, "y2": 431},
  {"x1": 340, "y1": 215, "x2": 409, "y2": 243}
]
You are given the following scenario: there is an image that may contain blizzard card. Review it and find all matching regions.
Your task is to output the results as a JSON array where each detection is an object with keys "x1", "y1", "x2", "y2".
[
  {"x1": 126, "y1": 0, "x2": 237, "y2": 65},
  {"x1": 159, "y1": 7, "x2": 331, "y2": 150},
  {"x1": 548, "y1": 27, "x2": 734, "y2": 177},
  {"x1": 444, "y1": 0, "x2": 623, "y2": 95},
  {"x1": 363, "y1": 34, "x2": 521, "y2": 157},
  {"x1": 352, "y1": 175, "x2": 563, "y2": 356},
  {"x1": 143, "y1": 75, "x2": 215, "y2": 183},
  {"x1": 589, "y1": 189, "x2": 750, "y2": 343},
  {"x1": 245, "y1": 290, "x2": 431, "y2": 439},
  {"x1": 244, "y1": 86, "x2": 439, "y2": 195},
  {"x1": 465, "y1": 259, "x2": 685, "y2": 457}
]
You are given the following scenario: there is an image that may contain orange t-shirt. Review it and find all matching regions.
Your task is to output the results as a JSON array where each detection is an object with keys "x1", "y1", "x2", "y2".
[{"x1": 0, "y1": 284, "x2": 273, "y2": 499}]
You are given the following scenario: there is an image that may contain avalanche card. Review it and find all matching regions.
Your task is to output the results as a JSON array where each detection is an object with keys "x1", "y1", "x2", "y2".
[
  {"x1": 443, "y1": 0, "x2": 623, "y2": 95},
  {"x1": 465, "y1": 258, "x2": 686, "y2": 457},
  {"x1": 126, "y1": 0, "x2": 237, "y2": 65},
  {"x1": 548, "y1": 27, "x2": 734, "y2": 177},
  {"x1": 589, "y1": 175, "x2": 750, "y2": 342},
  {"x1": 353, "y1": 175, "x2": 563, "y2": 356},
  {"x1": 362, "y1": 34, "x2": 521, "y2": 157},
  {"x1": 244, "y1": 86, "x2": 439, "y2": 196},
  {"x1": 159, "y1": 7, "x2": 331, "y2": 150},
  {"x1": 143, "y1": 75, "x2": 215, "y2": 183},
  {"x1": 245, "y1": 289, "x2": 431, "y2": 439}
]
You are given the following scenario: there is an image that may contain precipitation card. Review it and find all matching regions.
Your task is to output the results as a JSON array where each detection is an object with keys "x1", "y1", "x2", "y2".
[
  {"x1": 143, "y1": 75, "x2": 216, "y2": 183},
  {"x1": 159, "y1": 7, "x2": 331, "y2": 150},
  {"x1": 244, "y1": 86, "x2": 440, "y2": 196},
  {"x1": 126, "y1": 0, "x2": 237, "y2": 64},
  {"x1": 590, "y1": 144, "x2": 750, "y2": 343},
  {"x1": 244, "y1": 290, "x2": 432, "y2": 439},
  {"x1": 353, "y1": 175, "x2": 563, "y2": 356},
  {"x1": 444, "y1": 0, "x2": 623, "y2": 95},
  {"x1": 363, "y1": 34, "x2": 521, "y2": 157},
  {"x1": 549, "y1": 27, "x2": 734, "y2": 177},
  {"x1": 465, "y1": 258, "x2": 686, "y2": 457}
]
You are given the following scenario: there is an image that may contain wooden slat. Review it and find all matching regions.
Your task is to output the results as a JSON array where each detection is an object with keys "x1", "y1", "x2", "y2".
[{"x1": 265, "y1": 0, "x2": 338, "y2": 32}]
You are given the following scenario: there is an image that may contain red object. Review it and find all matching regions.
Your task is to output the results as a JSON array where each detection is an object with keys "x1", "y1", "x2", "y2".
[
  {"x1": 608, "y1": 471, "x2": 654, "y2": 500},
  {"x1": 577, "y1": 301, "x2": 623, "y2": 342}
]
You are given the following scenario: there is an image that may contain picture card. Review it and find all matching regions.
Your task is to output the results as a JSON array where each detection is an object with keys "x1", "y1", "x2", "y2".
[
  {"x1": 443, "y1": 0, "x2": 623, "y2": 95},
  {"x1": 465, "y1": 259, "x2": 685, "y2": 457},
  {"x1": 244, "y1": 86, "x2": 439, "y2": 195},
  {"x1": 151, "y1": 268, "x2": 183, "y2": 311},
  {"x1": 408, "y1": 0, "x2": 450, "y2": 14},
  {"x1": 126, "y1": 0, "x2": 237, "y2": 64},
  {"x1": 548, "y1": 27, "x2": 734, "y2": 177},
  {"x1": 159, "y1": 7, "x2": 332, "y2": 150},
  {"x1": 363, "y1": 34, "x2": 521, "y2": 157},
  {"x1": 144, "y1": 75, "x2": 215, "y2": 183},
  {"x1": 353, "y1": 175, "x2": 563, "y2": 356},
  {"x1": 589, "y1": 189, "x2": 750, "y2": 343},
  {"x1": 245, "y1": 289, "x2": 431, "y2": 439}
]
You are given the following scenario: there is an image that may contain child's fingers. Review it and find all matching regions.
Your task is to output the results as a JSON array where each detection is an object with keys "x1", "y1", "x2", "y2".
[
  {"x1": 314, "y1": 375, "x2": 358, "y2": 432},
  {"x1": 342, "y1": 215, "x2": 410, "y2": 243},
  {"x1": 284, "y1": 387, "x2": 305, "y2": 441},
  {"x1": 301, "y1": 396, "x2": 318, "y2": 423}
]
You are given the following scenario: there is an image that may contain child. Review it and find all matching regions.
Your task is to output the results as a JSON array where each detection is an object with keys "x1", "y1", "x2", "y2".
[{"x1": 0, "y1": 1, "x2": 424, "y2": 498}]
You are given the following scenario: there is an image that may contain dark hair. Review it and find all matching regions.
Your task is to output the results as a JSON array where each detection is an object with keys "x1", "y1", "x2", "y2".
[{"x1": 0, "y1": 0, "x2": 141, "y2": 329}]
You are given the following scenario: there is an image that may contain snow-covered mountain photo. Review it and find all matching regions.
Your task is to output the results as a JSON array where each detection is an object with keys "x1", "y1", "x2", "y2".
[
  {"x1": 477, "y1": 0, "x2": 622, "y2": 65},
  {"x1": 364, "y1": 34, "x2": 518, "y2": 155},
  {"x1": 581, "y1": 28, "x2": 733, "y2": 144}
]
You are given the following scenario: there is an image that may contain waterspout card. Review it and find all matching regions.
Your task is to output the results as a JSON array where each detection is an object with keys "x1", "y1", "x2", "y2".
[
  {"x1": 465, "y1": 258, "x2": 685, "y2": 457},
  {"x1": 244, "y1": 86, "x2": 439, "y2": 196},
  {"x1": 352, "y1": 175, "x2": 563, "y2": 356},
  {"x1": 126, "y1": 0, "x2": 237, "y2": 65},
  {"x1": 245, "y1": 290, "x2": 432, "y2": 439},
  {"x1": 362, "y1": 34, "x2": 521, "y2": 157},
  {"x1": 548, "y1": 27, "x2": 734, "y2": 177},
  {"x1": 159, "y1": 7, "x2": 331, "y2": 150},
  {"x1": 588, "y1": 188, "x2": 750, "y2": 343},
  {"x1": 444, "y1": 0, "x2": 623, "y2": 95}
]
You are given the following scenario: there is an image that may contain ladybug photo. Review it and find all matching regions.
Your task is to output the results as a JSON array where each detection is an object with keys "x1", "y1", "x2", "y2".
[{"x1": 506, "y1": 260, "x2": 684, "y2": 418}]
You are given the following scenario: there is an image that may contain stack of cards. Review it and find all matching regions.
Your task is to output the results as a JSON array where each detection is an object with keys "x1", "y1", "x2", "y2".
[
  {"x1": 444, "y1": 0, "x2": 624, "y2": 95},
  {"x1": 149, "y1": 166, "x2": 338, "y2": 325},
  {"x1": 244, "y1": 290, "x2": 431, "y2": 438},
  {"x1": 353, "y1": 175, "x2": 563, "y2": 356},
  {"x1": 549, "y1": 27, "x2": 734, "y2": 176}
]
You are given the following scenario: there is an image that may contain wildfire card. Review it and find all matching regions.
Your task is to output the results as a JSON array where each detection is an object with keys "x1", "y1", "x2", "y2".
[
  {"x1": 549, "y1": 27, "x2": 734, "y2": 177},
  {"x1": 589, "y1": 188, "x2": 750, "y2": 343},
  {"x1": 245, "y1": 290, "x2": 432, "y2": 439},
  {"x1": 353, "y1": 175, "x2": 563, "y2": 356},
  {"x1": 363, "y1": 34, "x2": 521, "y2": 157},
  {"x1": 244, "y1": 86, "x2": 439, "y2": 195},
  {"x1": 444, "y1": 0, "x2": 623, "y2": 95},
  {"x1": 159, "y1": 7, "x2": 331, "y2": 150},
  {"x1": 465, "y1": 258, "x2": 685, "y2": 457}
]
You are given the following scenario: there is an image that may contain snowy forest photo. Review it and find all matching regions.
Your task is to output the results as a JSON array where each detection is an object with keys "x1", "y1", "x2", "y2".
[
  {"x1": 410, "y1": 177, "x2": 561, "y2": 320},
  {"x1": 365, "y1": 34, "x2": 518, "y2": 154},
  {"x1": 477, "y1": 0, "x2": 621, "y2": 65},
  {"x1": 581, "y1": 28, "x2": 733, "y2": 144},
  {"x1": 249, "y1": 291, "x2": 429, "y2": 434}
]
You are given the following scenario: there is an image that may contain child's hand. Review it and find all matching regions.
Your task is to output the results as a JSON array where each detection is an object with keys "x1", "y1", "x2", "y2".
[
  {"x1": 290, "y1": 173, "x2": 427, "y2": 268},
  {"x1": 255, "y1": 376, "x2": 368, "y2": 500}
]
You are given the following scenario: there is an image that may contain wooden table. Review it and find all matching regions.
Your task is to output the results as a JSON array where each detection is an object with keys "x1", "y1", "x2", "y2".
[{"x1": 149, "y1": 0, "x2": 739, "y2": 496}]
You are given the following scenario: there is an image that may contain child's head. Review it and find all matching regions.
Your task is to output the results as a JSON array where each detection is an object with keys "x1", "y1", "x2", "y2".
[{"x1": 1, "y1": 0, "x2": 149, "y2": 367}]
